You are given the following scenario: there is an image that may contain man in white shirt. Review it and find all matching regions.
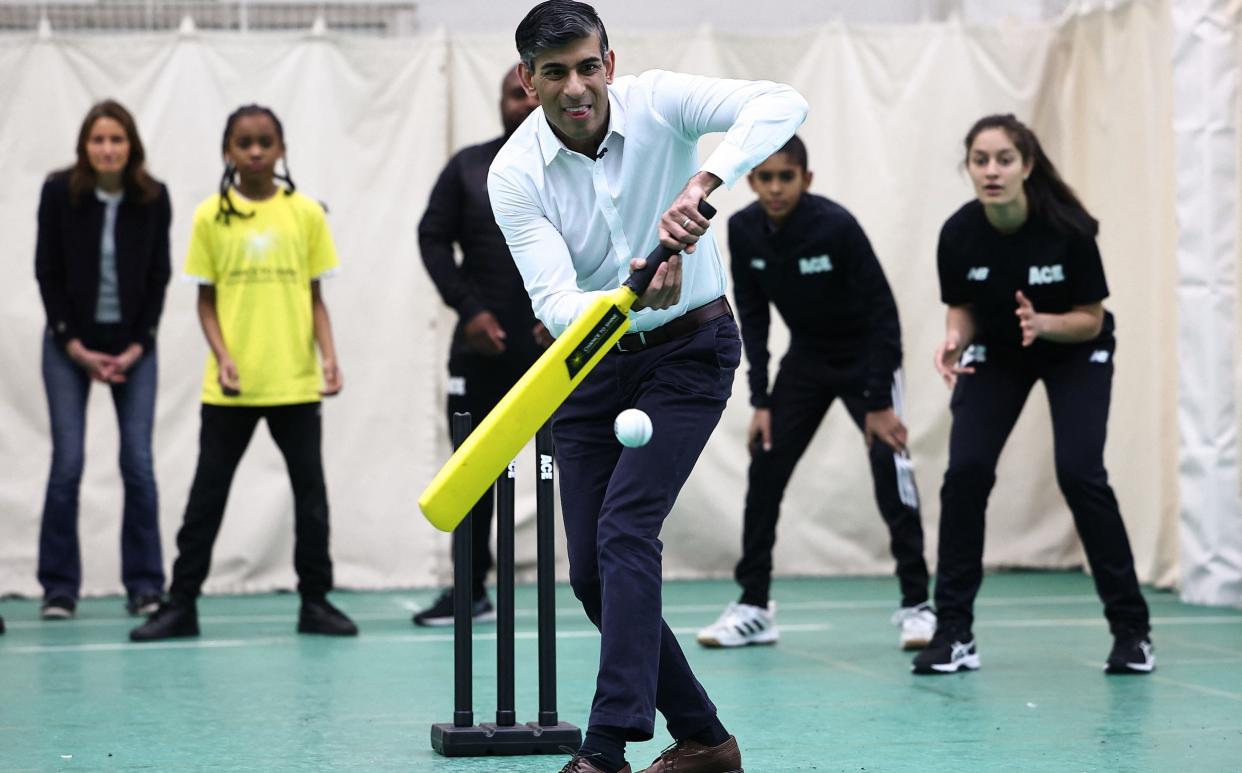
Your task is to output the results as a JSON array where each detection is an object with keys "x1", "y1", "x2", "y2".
[{"x1": 489, "y1": 3, "x2": 807, "y2": 772}]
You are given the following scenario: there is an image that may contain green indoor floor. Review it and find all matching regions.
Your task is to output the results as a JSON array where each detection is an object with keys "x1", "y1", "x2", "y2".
[{"x1": 2, "y1": 572, "x2": 1240, "y2": 772}]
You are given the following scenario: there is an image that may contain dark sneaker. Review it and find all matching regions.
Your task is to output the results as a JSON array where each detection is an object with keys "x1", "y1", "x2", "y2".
[
  {"x1": 298, "y1": 597, "x2": 358, "y2": 636},
  {"x1": 412, "y1": 589, "x2": 496, "y2": 627},
  {"x1": 126, "y1": 593, "x2": 163, "y2": 617},
  {"x1": 1105, "y1": 633, "x2": 1155, "y2": 674},
  {"x1": 911, "y1": 629, "x2": 980, "y2": 674},
  {"x1": 40, "y1": 596, "x2": 76, "y2": 620},
  {"x1": 130, "y1": 601, "x2": 199, "y2": 642},
  {"x1": 0, "y1": 614, "x2": 6, "y2": 634},
  {"x1": 560, "y1": 754, "x2": 632, "y2": 773},
  {"x1": 638, "y1": 735, "x2": 742, "y2": 773}
]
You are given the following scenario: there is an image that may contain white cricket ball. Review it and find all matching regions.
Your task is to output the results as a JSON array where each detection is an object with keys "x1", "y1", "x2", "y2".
[{"x1": 613, "y1": 408, "x2": 653, "y2": 448}]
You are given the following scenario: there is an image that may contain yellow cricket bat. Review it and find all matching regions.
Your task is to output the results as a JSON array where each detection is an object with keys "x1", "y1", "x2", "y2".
[{"x1": 419, "y1": 200, "x2": 716, "y2": 531}]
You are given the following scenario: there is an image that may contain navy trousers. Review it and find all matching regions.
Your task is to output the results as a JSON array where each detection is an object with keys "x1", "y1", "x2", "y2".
[{"x1": 553, "y1": 312, "x2": 740, "y2": 741}]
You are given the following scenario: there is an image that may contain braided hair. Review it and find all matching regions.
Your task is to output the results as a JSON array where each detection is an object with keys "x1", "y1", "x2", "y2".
[
  {"x1": 216, "y1": 104, "x2": 297, "y2": 225},
  {"x1": 964, "y1": 114, "x2": 1098, "y2": 239}
]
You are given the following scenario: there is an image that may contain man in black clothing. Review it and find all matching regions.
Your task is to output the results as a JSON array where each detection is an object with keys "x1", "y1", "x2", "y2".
[
  {"x1": 696, "y1": 136, "x2": 934, "y2": 650},
  {"x1": 413, "y1": 66, "x2": 548, "y2": 626}
]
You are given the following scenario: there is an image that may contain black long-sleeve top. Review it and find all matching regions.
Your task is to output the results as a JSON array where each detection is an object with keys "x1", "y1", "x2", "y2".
[
  {"x1": 34, "y1": 173, "x2": 172, "y2": 352},
  {"x1": 418, "y1": 137, "x2": 537, "y2": 349},
  {"x1": 728, "y1": 194, "x2": 903, "y2": 410}
]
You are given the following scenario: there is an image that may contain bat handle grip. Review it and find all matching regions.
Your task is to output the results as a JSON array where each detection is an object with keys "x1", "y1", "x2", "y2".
[{"x1": 623, "y1": 199, "x2": 717, "y2": 298}]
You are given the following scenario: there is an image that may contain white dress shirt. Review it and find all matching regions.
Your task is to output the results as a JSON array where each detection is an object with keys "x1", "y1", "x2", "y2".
[{"x1": 487, "y1": 69, "x2": 808, "y2": 337}]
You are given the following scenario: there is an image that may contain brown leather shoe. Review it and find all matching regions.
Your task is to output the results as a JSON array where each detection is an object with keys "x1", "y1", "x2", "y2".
[
  {"x1": 558, "y1": 754, "x2": 632, "y2": 773},
  {"x1": 637, "y1": 736, "x2": 743, "y2": 772}
]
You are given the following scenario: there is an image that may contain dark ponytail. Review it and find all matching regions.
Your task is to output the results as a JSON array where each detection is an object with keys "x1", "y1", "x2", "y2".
[
  {"x1": 215, "y1": 104, "x2": 298, "y2": 226},
  {"x1": 965, "y1": 114, "x2": 1098, "y2": 239}
]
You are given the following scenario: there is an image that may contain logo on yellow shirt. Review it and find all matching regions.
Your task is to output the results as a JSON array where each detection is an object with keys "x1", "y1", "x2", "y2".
[{"x1": 243, "y1": 229, "x2": 278, "y2": 262}]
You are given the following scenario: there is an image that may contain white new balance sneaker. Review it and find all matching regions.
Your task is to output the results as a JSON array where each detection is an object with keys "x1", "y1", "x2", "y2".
[
  {"x1": 891, "y1": 602, "x2": 937, "y2": 650},
  {"x1": 696, "y1": 602, "x2": 779, "y2": 648}
]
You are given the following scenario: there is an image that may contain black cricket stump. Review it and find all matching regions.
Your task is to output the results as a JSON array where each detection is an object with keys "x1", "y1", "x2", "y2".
[{"x1": 430, "y1": 416, "x2": 581, "y2": 756}]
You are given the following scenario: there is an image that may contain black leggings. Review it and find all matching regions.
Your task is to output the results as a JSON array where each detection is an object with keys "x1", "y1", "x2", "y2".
[{"x1": 934, "y1": 339, "x2": 1149, "y2": 636}]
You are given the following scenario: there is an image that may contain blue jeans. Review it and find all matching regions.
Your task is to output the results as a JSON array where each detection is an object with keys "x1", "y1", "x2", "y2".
[{"x1": 38, "y1": 330, "x2": 164, "y2": 601}]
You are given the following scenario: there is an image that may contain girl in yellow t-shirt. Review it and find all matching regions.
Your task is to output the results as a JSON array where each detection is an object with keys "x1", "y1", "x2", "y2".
[{"x1": 130, "y1": 105, "x2": 355, "y2": 642}]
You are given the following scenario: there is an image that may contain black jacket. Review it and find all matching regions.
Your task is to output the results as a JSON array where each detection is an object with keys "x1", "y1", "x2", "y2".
[
  {"x1": 417, "y1": 137, "x2": 537, "y2": 351},
  {"x1": 35, "y1": 173, "x2": 172, "y2": 351},
  {"x1": 729, "y1": 194, "x2": 903, "y2": 410}
]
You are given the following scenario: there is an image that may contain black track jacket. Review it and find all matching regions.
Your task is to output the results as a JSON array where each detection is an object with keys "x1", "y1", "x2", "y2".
[{"x1": 728, "y1": 193, "x2": 902, "y2": 411}]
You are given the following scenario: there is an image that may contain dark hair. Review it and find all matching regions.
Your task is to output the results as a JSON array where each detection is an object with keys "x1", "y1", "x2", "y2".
[
  {"x1": 772, "y1": 134, "x2": 808, "y2": 171},
  {"x1": 515, "y1": 0, "x2": 609, "y2": 71},
  {"x1": 63, "y1": 99, "x2": 159, "y2": 204},
  {"x1": 216, "y1": 104, "x2": 296, "y2": 226},
  {"x1": 965, "y1": 114, "x2": 1098, "y2": 238}
]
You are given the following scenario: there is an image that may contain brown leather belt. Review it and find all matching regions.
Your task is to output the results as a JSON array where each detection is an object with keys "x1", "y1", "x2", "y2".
[{"x1": 615, "y1": 296, "x2": 732, "y2": 353}]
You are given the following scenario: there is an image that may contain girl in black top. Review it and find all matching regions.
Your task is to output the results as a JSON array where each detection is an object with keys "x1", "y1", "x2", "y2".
[
  {"x1": 912, "y1": 114, "x2": 1152, "y2": 676},
  {"x1": 34, "y1": 100, "x2": 171, "y2": 620}
]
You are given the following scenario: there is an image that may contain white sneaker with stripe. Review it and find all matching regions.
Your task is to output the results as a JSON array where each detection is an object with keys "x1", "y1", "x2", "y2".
[{"x1": 696, "y1": 602, "x2": 779, "y2": 648}]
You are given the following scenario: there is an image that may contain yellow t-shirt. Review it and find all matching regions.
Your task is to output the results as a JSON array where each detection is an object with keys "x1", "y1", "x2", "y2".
[{"x1": 184, "y1": 189, "x2": 340, "y2": 406}]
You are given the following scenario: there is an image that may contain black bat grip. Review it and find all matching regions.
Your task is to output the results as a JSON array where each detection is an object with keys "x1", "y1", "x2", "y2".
[{"x1": 623, "y1": 199, "x2": 717, "y2": 298}]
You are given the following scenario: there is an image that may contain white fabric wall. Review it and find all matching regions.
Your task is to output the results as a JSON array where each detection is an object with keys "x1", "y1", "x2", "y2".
[
  {"x1": 0, "y1": 0, "x2": 1182, "y2": 598},
  {"x1": 1175, "y1": 0, "x2": 1242, "y2": 608}
]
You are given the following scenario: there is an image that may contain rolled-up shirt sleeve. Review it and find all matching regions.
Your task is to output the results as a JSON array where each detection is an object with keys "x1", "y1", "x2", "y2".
[
  {"x1": 646, "y1": 71, "x2": 809, "y2": 189},
  {"x1": 487, "y1": 168, "x2": 608, "y2": 338}
]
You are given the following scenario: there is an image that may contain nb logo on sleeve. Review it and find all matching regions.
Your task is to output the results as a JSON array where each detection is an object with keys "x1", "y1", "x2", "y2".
[
  {"x1": 966, "y1": 267, "x2": 989, "y2": 281},
  {"x1": 798, "y1": 255, "x2": 833, "y2": 274},
  {"x1": 1089, "y1": 350, "x2": 1110, "y2": 364},
  {"x1": 750, "y1": 258, "x2": 766, "y2": 270},
  {"x1": 1029, "y1": 265, "x2": 1066, "y2": 285},
  {"x1": 447, "y1": 376, "x2": 466, "y2": 396}
]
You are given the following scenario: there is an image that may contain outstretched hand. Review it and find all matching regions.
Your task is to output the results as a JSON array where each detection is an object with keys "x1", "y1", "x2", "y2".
[{"x1": 1014, "y1": 290, "x2": 1041, "y2": 347}]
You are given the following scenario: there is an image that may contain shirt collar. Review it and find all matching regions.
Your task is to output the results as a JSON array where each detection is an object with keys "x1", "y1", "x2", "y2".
[
  {"x1": 95, "y1": 187, "x2": 124, "y2": 204},
  {"x1": 536, "y1": 86, "x2": 626, "y2": 167}
]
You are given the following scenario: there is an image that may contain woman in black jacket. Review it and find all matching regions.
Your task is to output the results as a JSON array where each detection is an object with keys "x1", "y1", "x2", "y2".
[{"x1": 35, "y1": 100, "x2": 171, "y2": 620}]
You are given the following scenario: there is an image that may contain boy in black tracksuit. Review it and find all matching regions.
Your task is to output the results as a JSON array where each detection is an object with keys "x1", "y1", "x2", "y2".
[{"x1": 697, "y1": 136, "x2": 933, "y2": 651}]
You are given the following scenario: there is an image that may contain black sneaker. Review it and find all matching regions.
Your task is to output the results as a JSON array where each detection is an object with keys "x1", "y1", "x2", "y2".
[
  {"x1": 412, "y1": 589, "x2": 495, "y2": 627},
  {"x1": 298, "y1": 597, "x2": 358, "y2": 636},
  {"x1": 0, "y1": 614, "x2": 6, "y2": 635},
  {"x1": 130, "y1": 600, "x2": 199, "y2": 642},
  {"x1": 911, "y1": 629, "x2": 980, "y2": 674},
  {"x1": 126, "y1": 593, "x2": 163, "y2": 617},
  {"x1": 40, "y1": 596, "x2": 76, "y2": 620},
  {"x1": 1105, "y1": 633, "x2": 1155, "y2": 674}
]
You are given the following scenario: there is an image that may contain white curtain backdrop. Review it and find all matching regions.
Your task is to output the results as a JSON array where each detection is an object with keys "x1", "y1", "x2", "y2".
[
  {"x1": 1174, "y1": 0, "x2": 1242, "y2": 608},
  {"x1": 0, "y1": 0, "x2": 1183, "y2": 599}
]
